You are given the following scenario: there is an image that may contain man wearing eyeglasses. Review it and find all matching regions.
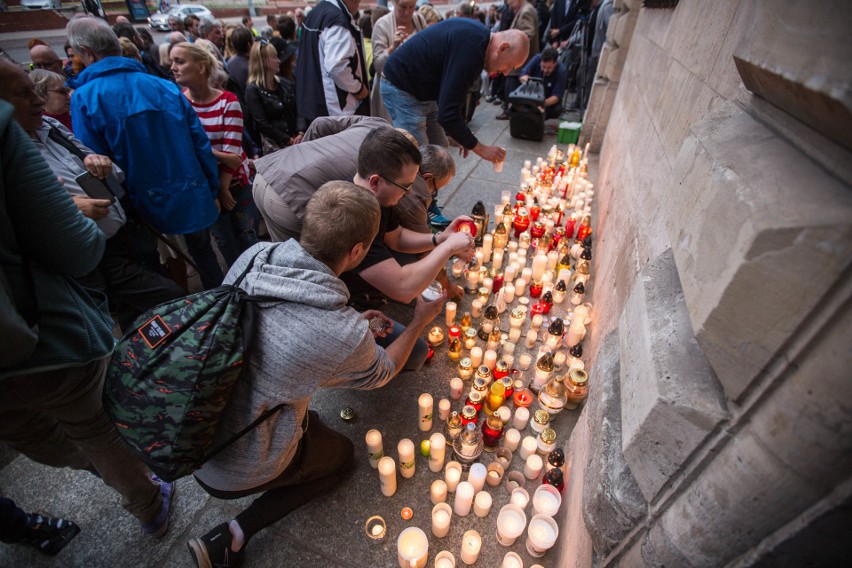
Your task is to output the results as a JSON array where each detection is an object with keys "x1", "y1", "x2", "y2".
[{"x1": 29, "y1": 45, "x2": 68, "y2": 78}]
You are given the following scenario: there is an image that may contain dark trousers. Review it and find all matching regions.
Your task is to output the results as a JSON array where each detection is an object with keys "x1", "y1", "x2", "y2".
[
  {"x1": 77, "y1": 220, "x2": 185, "y2": 331},
  {"x1": 195, "y1": 411, "x2": 354, "y2": 541},
  {"x1": 0, "y1": 498, "x2": 27, "y2": 543},
  {"x1": 183, "y1": 229, "x2": 224, "y2": 290}
]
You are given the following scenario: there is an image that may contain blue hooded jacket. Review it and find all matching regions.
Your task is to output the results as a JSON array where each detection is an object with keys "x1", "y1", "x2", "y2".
[{"x1": 71, "y1": 57, "x2": 219, "y2": 235}]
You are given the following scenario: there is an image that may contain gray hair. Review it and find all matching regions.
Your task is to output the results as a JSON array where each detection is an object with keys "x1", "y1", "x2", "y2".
[
  {"x1": 198, "y1": 19, "x2": 221, "y2": 39},
  {"x1": 420, "y1": 144, "x2": 456, "y2": 181},
  {"x1": 67, "y1": 16, "x2": 121, "y2": 58},
  {"x1": 29, "y1": 69, "x2": 66, "y2": 98}
]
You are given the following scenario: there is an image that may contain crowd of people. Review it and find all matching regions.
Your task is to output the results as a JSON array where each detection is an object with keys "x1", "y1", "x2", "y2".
[{"x1": 0, "y1": 1, "x2": 612, "y2": 566}]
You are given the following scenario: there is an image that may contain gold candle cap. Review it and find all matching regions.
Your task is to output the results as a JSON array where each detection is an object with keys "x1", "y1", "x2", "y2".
[
  {"x1": 533, "y1": 409, "x2": 550, "y2": 426},
  {"x1": 569, "y1": 368, "x2": 589, "y2": 385},
  {"x1": 539, "y1": 428, "x2": 557, "y2": 443}
]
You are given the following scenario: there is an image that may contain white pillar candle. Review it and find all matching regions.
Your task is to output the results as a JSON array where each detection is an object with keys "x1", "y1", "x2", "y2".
[
  {"x1": 510, "y1": 487, "x2": 530, "y2": 510},
  {"x1": 473, "y1": 491, "x2": 493, "y2": 518},
  {"x1": 503, "y1": 342, "x2": 516, "y2": 356},
  {"x1": 531, "y1": 254, "x2": 548, "y2": 282},
  {"x1": 397, "y1": 526, "x2": 429, "y2": 568},
  {"x1": 502, "y1": 552, "x2": 524, "y2": 568},
  {"x1": 531, "y1": 314, "x2": 543, "y2": 330},
  {"x1": 419, "y1": 393, "x2": 434, "y2": 432},
  {"x1": 505, "y1": 264, "x2": 517, "y2": 284},
  {"x1": 434, "y1": 550, "x2": 456, "y2": 568},
  {"x1": 445, "y1": 461, "x2": 462, "y2": 493},
  {"x1": 475, "y1": 250, "x2": 484, "y2": 267},
  {"x1": 496, "y1": 405, "x2": 512, "y2": 425},
  {"x1": 546, "y1": 250, "x2": 559, "y2": 271},
  {"x1": 496, "y1": 504, "x2": 527, "y2": 546},
  {"x1": 553, "y1": 351, "x2": 566, "y2": 370},
  {"x1": 438, "y1": 398, "x2": 452, "y2": 421},
  {"x1": 398, "y1": 438, "x2": 416, "y2": 479},
  {"x1": 378, "y1": 456, "x2": 397, "y2": 497},
  {"x1": 525, "y1": 330, "x2": 537, "y2": 349},
  {"x1": 431, "y1": 479, "x2": 448, "y2": 505},
  {"x1": 482, "y1": 278, "x2": 493, "y2": 294},
  {"x1": 526, "y1": 515, "x2": 559, "y2": 558},
  {"x1": 471, "y1": 298, "x2": 483, "y2": 318},
  {"x1": 431, "y1": 503, "x2": 452, "y2": 539},
  {"x1": 453, "y1": 481, "x2": 475, "y2": 517},
  {"x1": 520, "y1": 267, "x2": 533, "y2": 287},
  {"x1": 564, "y1": 319, "x2": 586, "y2": 348},
  {"x1": 513, "y1": 407, "x2": 531, "y2": 430},
  {"x1": 503, "y1": 428, "x2": 521, "y2": 452},
  {"x1": 450, "y1": 377, "x2": 464, "y2": 400},
  {"x1": 514, "y1": 277, "x2": 527, "y2": 298},
  {"x1": 460, "y1": 530, "x2": 482, "y2": 565},
  {"x1": 429, "y1": 433, "x2": 447, "y2": 473},
  {"x1": 502, "y1": 283, "x2": 516, "y2": 304},
  {"x1": 469, "y1": 346, "x2": 483, "y2": 368},
  {"x1": 518, "y1": 353, "x2": 533, "y2": 370},
  {"x1": 484, "y1": 349, "x2": 498, "y2": 371},
  {"x1": 507, "y1": 326, "x2": 522, "y2": 343},
  {"x1": 366, "y1": 429, "x2": 384, "y2": 469},
  {"x1": 492, "y1": 248, "x2": 504, "y2": 271},
  {"x1": 508, "y1": 251, "x2": 519, "y2": 268},
  {"x1": 467, "y1": 462, "x2": 487, "y2": 493},
  {"x1": 520, "y1": 436, "x2": 538, "y2": 460},
  {"x1": 532, "y1": 484, "x2": 562, "y2": 517},
  {"x1": 524, "y1": 454, "x2": 544, "y2": 480},
  {"x1": 445, "y1": 302, "x2": 457, "y2": 327},
  {"x1": 482, "y1": 234, "x2": 493, "y2": 261}
]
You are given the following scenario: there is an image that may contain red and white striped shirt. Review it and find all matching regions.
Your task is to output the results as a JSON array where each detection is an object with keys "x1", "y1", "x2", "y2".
[{"x1": 186, "y1": 90, "x2": 251, "y2": 186}]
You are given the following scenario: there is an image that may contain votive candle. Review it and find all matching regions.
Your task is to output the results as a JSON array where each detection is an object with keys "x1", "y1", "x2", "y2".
[
  {"x1": 503, "y1": 428, "x2": 521, "y2": 452},
  {"x1": 513, "y1": 407, "x2": 531, "y2": 430},
  {"x1": 484, "y1": 349, "x2": 498, "y2": 371},
  {"x1": 450, "y1": 377, "x2": 464, "y2": 400},
  {"x1": 471, "y1": 299, "x2": 483, "y2": 318},
  {"x1": 431, "y1": 479, "x2": 448, "y2": 505},
  {"x1": 473, "y1": 491, "x2": 493, "y2": 518},
  {"x1": 524, "y1": 454, "x2": 544, "y2": 480},
  {"x1": 470, "y1": 347, "x2": 483, "y2": 368},
  {"x1": 445, "y1": 461, "x2": 462, "y2": 493},
  {"x1": 431, "y1": 503, "x2": 452, "y2": 538},
  {"x1": 467, "y1": 462, "x2": 487, "y2": 493},
  {"x1": 520, "y1": 436, "x2": 538, "y2": 460},
  {"x1": 438, "y1": 398, "x2": 452, "y2": 421},
  {"x1": 460, "y1": 530, "x2": 482, "y2": 565}
]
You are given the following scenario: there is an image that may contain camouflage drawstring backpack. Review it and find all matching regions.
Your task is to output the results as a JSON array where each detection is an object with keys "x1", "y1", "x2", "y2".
[{"x1": 104, "y1": 247, "x2": 283, "y2": 482}]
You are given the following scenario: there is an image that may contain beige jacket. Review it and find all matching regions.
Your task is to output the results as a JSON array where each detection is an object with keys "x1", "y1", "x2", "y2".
[
  {"x1": 510, "y1": 1, "x2": 540, "y2": 76},
  {"x1": 370, "y1": 11, "x2": 427, "y2": 122}
]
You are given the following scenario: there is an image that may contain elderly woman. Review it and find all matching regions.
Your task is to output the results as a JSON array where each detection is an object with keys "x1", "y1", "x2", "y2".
[
  {"x1": 371, "y1": 0, "x2": 426, "y2": 122},
  {"x1": 170, "y1": 41, "x2": 260, "y2": 267},
  {"x1": 245, "y1": 40, "x2": 301, "y2": 153},
  {"x1": 29, "y1": 69, "x2": 73, "y2": 132}
]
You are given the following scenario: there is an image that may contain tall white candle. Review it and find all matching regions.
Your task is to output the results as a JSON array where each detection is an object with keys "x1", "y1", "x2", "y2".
[
  {"x1": 531, "y1": 254, "x2": 548, "y2": 282},
  {"x1": 378, "y1": 456, "x2": 397, "y2": 497},
  {"x1": 397, "y1": 526, "x2": 429, "y2": 568},
  {"x1": 465, "y1": 347, "x2": 480, "y2": 368},
  {"x1": 482, "y1": 234, "x2": 493, "y2": 261},
  {"x1": 445, "y1": 461, "x2": 462, "y2": 493},
  {"x1": 471, "y1": 298, "x2": 483, "y2": 318},
  {"x1": 505, "y1": 263, "x2": 517, "y2": 284},
  {"x1": 546, "y1": 250, "x2": 559, "y2": 271},
  {"x1": 503, "y1": 428, "x2": 521, "y2": 452},
  {"x1": 524, "y1": 454, "x2": 544, "y2": 480},
  {"x1": 492, "y1": 249, "x2": 504, "y2": 271},
  {"x1": 520, "y1": 436, "x2": 538, "y2": 460},
  {"x1": 473, "y1": 491, "x2": 493, "y2": 518},
  {"x1": 459, "y1": 530, "x2": 482, "y2": 565},
  {"x1": 366, "y1": 429, "x2": 383, "y2": 469},
  {"x1": 520, "y1": 267, "x2": 533, "y2": 287},
  {"x1": 450, "y1": 377, "x2": 464, "y2": 400},
  {"x1": 484, "y1": 349, "x2": 498, "y2": 371},
  {"x1": 496, "y1": 504, "x2": 527, "y2": 546},
  {"x1": 525, "y1": 330, "x2": 537, "y2": 349},
  {"x1": 564, "y1": 319, "x2": 586, "y2": 348},
  {"x1": 531, "y1": 314, "x2": 543, "y2": 330},
  {"x1": 496, "y1": 405, "x2": 512, "y2": 425},
  {"x1": 431, "y1": 479, "x2": 448, "y2": 505},
  {"x1": 467, "y1": 462, "x2": 487, "y2": 493},
  {"x1": 398, "y1": 438, "x2": 416, "y2": 479},
  {"x1": 419, "y1": 393, "x2": 434, "y2": 432},
  {"x1": 513, "y1": 407, "x2": 531, "y2": 430},
  {"x1": 431, "y1": 503, "x2": 452, "y2": 539},
  {"x1": 429, "y1": 433, "x2": 447, "y2": 473},
  {"x1": 514, "y1": 277, "x2": 527, "y2": 297},
  {"x1": 508, "y1": 326, "x2": 522, "y2": 344},
  {"x1": 453, "y1": 481, "x2": 475, "y2": 517},
  {"x1": 502, "y1": 283, "x2": 516, "y2": 304},
  {"x1": 445, "y1": 302, "x2": 457, "y2": 327},
  {"x1": 438, "y1": 398, "x2": 452, "y2": 421}
]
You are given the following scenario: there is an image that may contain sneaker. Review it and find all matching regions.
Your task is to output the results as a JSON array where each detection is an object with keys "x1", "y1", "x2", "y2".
[
  {"x1": 428, "y1": 211, "x2": 452, "y2": 230},
  {"x1": 19, "y1": 513, "x2": 80, "y2": 556},
  {"x1": 140, "y1": 475, "x2": 175, "y2": 538},
  {"x1": 496, "y1": 112, "x2": 510, "y2": 120},
  {"x1": 188, "y1": 523, "x2": 245, "y2": 568},
  {"x1": 492, "y1": 98, "x2": 503, "y2": 105}
]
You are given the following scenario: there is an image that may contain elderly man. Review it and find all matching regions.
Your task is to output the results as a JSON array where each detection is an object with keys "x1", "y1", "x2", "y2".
[
  {"x1": 199, "y1": 19, "x2": 225, "y2": 53},
  {"x1": 29, "y1": 44, "x2": 66, "y2": 76},
  {"x1": 296, "y1": 0, "x2": 369, "y2": 127},
  {"x1": 67, "y1": 16, "x2": 223, "y2": 290},
  {"x1": 187, "y1": 182, "x2": 445, "y2": 568},
  {"x1": 380, "y1": 19, "x2": 530, "y2": 163}
]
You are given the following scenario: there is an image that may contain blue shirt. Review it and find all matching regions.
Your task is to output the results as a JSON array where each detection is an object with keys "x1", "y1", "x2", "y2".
[{"x1": 521, "y1": 54, "x2": 567, "y2": 103}]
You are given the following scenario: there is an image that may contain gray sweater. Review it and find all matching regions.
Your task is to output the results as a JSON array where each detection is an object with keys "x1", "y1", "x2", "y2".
[{"x1": 194, "y1": 240, "x2": 396, "y2": 491}]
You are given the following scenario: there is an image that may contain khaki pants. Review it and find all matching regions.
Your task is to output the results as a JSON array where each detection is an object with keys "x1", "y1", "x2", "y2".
[{"x1": 252, "y1": 173, "x2": 302, "y2": 242}]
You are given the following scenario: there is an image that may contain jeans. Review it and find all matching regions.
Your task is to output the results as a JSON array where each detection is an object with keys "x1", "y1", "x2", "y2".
[
  {"x1": 375, "y1": 321, "x2": 430, "y2": 372},
  {"x1": 182, "y1": 228, "x2": 224, "y2": 290},
  {"x1": 211, "y1": 182, "x2": 261, "y2": 267},
  {"x1": 0, "y1": 358, "x2": 162, "y2": 523},
  {"x1": 194, "y1": 411, "x2": 354, "y2": 542},
  {"x1": 380, "y1": 77, "x2": 448, "y2": 148}
]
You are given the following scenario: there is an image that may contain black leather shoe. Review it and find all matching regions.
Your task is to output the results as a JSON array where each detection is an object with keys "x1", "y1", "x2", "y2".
[{"x1": 496, "y1": 113, "x2": 510, "y2": 120}]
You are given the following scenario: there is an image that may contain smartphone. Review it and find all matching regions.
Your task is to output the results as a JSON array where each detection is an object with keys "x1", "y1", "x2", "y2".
[{"x1": 75, "y1": 171, "x2": 116, "y2": 204}]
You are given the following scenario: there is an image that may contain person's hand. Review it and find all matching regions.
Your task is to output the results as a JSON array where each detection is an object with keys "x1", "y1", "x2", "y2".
[
  {"x1": 520, "y1": 74, "x2": 530, "y2": 83},
  {"x1": 549, "y1": 28, "x2": 559, "y2": 38},
  {"x1": 72, "y1": 195, "x2": 111, "y2": 220},
  {"x1": 83, "y1": 153, "x2": 112, "y2": 179},
  {"x1": 293, "y1": 132, "x2": 304, "y2": 144},
  {"x1": 219, "y1": 187, "x2": 237, "y2": 211},
  {"x1": 442, "y1": 231, "x2": 476, "y2": 263},
  {"x1": 390, "y1": 26, "x2": 408, "y2": 51},
  {"x1": 443, "y1": 215, "x2": 474, "y2": 235},
  {"x1": 458, "y1": 146, "x2": 471, "y2": 159},
  {"x1": 411, "y1": 291, "x2": 445, "y2": 329},
  {"x1": 248, "y1": 159, "x2": 257, "y2": 175},
  {"x1": 446, "y1": 283, "x2": 464, "y2": 301},
  {"x1": 473, "y1": 144, "x2": 507, "y2": 163},
  {"x1": 362, "y1": 310, "x2": 393, "y2": 338},
  {"x1": 218, "y1": 152, "x2": 242, "y2": 171},
  {"x1": 355, "y1": 84, "x2": 369, "y2": 100}
]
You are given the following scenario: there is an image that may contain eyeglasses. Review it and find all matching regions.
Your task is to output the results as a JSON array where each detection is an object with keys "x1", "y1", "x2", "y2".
[
  {"x1": 379, "y1": 174, "x2": 414, "y2": 194},
  {"x1": 29, "y1": 61, "x2": 61, "y2": 71}
]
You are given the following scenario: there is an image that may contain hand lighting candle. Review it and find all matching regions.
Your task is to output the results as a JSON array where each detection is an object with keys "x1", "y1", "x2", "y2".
[
  {"x1": 366, "y1": 429, "x2": 383, "y2": 468},
  {"x1": 378, "y1": 456, "x2": 397, "y2": 497},
  {"x1": 398, "y1": 439, "x2": 416, "y2": 479},
  {"x1": 419, "y1": 393, "x2": 434, "y2": 432}
]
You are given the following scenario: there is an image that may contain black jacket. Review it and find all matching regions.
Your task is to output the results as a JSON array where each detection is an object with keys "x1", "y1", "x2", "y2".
[{"x1": 244, "y1": 79, "x2": 298, "y2": 147}]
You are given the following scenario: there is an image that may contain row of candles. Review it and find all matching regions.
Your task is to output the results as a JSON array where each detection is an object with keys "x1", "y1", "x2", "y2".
[{"x1": 369, "y1": 145, "x2": 596, "y2": 567}]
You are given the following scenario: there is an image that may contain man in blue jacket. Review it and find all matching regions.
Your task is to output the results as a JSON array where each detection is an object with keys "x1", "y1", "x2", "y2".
[{"x1": 67, "y1": 16, "x2": 224, "y2": 289}]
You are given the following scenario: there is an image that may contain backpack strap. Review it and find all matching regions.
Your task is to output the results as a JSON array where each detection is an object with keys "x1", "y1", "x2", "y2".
[{"x1": 198, "y1": 403, "x2": 286, "y2": 466}]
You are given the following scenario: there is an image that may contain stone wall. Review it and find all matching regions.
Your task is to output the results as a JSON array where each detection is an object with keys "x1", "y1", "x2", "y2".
[{"x1": 553, "y1": 0, "x2": 852, "y2": 566}]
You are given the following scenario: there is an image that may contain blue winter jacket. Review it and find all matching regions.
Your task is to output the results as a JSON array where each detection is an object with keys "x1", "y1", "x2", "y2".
[{"x1": 71, "y1": 57, "x2": 219, "y2": 235}]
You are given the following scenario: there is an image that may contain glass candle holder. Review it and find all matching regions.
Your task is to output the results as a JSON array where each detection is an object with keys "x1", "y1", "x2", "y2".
[
  {"x1": 460, "y1": 405, "x2": 478, "y2": 426},
  {"x1": 365, "y1": 515, "x2": 387, "y2": 540},
  {"x1": 484, "y1": 380, "x2": 506, "y2": 416},
  {"x1": 445, "y1": 411, "x2": 463, "y2": 441},
  {"x1": 493, "y1": 361, "x2": 510, "y2": 381},
  {"x1": 465, "y1": 390, "x2": 484, "y2": 413},
  {"x1": 481, "y1": 414, "x2": 505, "y2": 451},
  {"x1": 530, "y1": 409, "x2": 550, "y2": 434},
  {"x1": 448, "y1": 338, "x2": 462, "y2": 362},
  {"x1": 536, "y1": 428, "x2": 557, "y2": 456},
  {"x1": 453, "y1": 423, "x2": 484, "y2": 469},
  {"x1": 565, "y1": 369, "x2": 589, "y2": 409},
  {"x1": 463, "y1": 328, "x2": 477, "y2": 350},
  {"x1": 474, "y1": 367, "x2": 492, "y2": 386},
  {"x1": 457, "y1": 358, "x2": 473, "y2": 380},
  {"x1": 428, "y1": 326, "x2": 446, "y2": 347}
]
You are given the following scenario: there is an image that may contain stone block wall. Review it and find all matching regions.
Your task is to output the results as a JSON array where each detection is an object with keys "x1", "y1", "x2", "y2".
[{"x1": 552, "y1": 1, "x2": 852, "y2": 566}]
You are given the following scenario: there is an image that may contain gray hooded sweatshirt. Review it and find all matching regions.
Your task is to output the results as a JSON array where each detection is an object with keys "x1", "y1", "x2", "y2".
[{"x1": 194, "y1": 240, "x2": 395, "y2": 491}]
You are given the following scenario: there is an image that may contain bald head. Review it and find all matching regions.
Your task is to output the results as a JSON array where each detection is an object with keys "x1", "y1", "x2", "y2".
[
  {"x1": 29, "y1": 44, "x2": 64, "y2": 74},
  {"x1": 485, "y1": 29, "x2": 530, "y2": 75}
]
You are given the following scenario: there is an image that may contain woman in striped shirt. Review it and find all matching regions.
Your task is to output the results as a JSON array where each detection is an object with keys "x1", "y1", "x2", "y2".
[{"x1": 171, "y1": 42, "x2": 260, "y2": 267}]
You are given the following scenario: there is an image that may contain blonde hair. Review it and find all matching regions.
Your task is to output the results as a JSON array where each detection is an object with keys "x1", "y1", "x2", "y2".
[
  {"x1": 119, "y1": 37, "x2": 141, "y2": 61},
  {"x1": 248, "y1": 41, "x2": 278, "y2": 88},
  {"x1": 172, "y1": 41, "x2": 220, "y2": 79},
  {"x1": 29, "y1": 69, "x2": 66, "y2": 98},
  {"x1": 419, "y1": 5, "x2": 443, "y2": 25}
]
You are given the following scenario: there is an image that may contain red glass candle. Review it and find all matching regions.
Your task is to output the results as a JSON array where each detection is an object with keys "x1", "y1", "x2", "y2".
[
  {"x1": 564, "y1": 215, "x2": 577, "y2": 239},
  {"x1": 493, "y1": 361, "x2": 509, "y2": 380},
  {"x1": 492, "y1": 272, "x2": 504, "y2": 294},
  {"x1": 529, "y1": 203, "x2": 540, "y2": 222},
  {"x1": 530, "y1": 222, "x2": 545, "y2": 239},
  {"x1": 513, "y1": 387, "x2": 534, "y2": 408},
  {"x1": 460, "y1": 405, "x2": 478, "y2": 426},
  {"x1": 513, "y1": 209, "x2": 530, "y2": 238},
  {"x1": 531, "y1": 302, "x2": 546, "y2": 315},
  {"x1": 542, "y1": 468, "x2": 565, "y2": 492},
  {"x1": 448, "y1": 325, "x2": 461, "y2": 340},
  {"x1": 515, "y1": 190, "x2": 526, "y2": 203},
  {"x1": 481, "y1": 415, "x2": 505, "y2": 449},
  {"x1": 529, "y1": 281, "x2": 543, "y2": 298},
  {"x1": 466, "y1": 391, "x2": 484, "y2": 413},
  {"x1": 500, "y1": 377, "x2": 514, "y2": 400},
  {"x1": 456, "y1": 219, "x2": 478, "y2": 237},
  {"x1": 426, "y1": 345, "x2": 434, "y2": 362}
]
